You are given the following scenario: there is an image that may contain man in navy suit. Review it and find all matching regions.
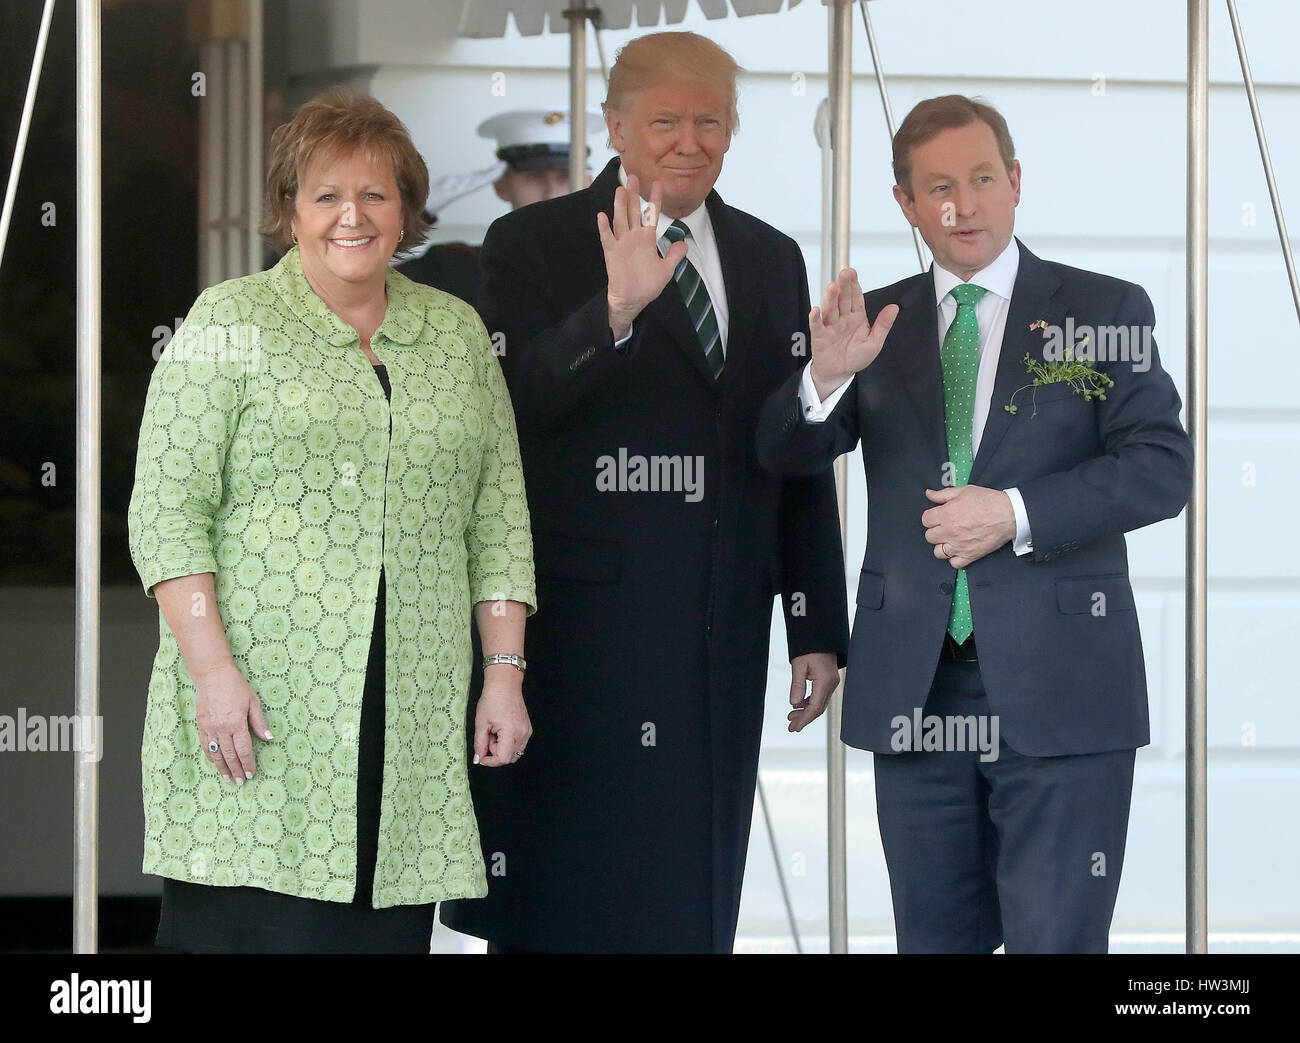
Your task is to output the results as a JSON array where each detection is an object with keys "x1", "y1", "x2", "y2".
[{"x1": 756, "y1": 95, "x2": 1192, "y2": 953}]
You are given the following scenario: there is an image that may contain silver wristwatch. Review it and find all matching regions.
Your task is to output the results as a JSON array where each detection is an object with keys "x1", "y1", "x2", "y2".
[{"x1": 483, "y1": 653, "x2": 527, "y2": 673}]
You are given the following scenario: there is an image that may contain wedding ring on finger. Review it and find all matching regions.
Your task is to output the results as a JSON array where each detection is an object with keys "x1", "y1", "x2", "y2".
[{"x1": 941, "y1": 543, "x2": 953, "y2": 559}]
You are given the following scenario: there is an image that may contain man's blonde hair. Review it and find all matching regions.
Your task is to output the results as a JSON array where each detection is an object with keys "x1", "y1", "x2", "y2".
[{"x1": 602, "y1": 31, "x2": 742, "y2": 133}]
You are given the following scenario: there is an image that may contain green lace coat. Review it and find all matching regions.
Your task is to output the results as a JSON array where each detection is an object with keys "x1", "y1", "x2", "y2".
[{"x1": 127, "y1": 247, "x2": 535, "y2": 907}]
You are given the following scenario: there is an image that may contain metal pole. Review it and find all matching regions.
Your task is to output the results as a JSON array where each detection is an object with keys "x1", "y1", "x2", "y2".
[
  {"x1": 815, "y1": 99, "x2": 833, "y2": 292},
  {"x1": 247, "y1": 0, "x2": 264, "y2": 274},
  {"x1": 1226, "y1": 0, "x2": 1300, "y2": 325},
  {"x1": 813, "y1": 104, "x2": 845, "y2": 950},
  {"x1": 0, "y1": 0, "x2": 56, "y2": 271},
  {"x1": 564, "y1": 7, "x2": 588, "y2": 193},
  {"x1": 756, "y1": 777, "x2": 803, "y2": 953},
  {"x1": 199, "y1": 39, "x2": 225, "y2": 288},
  {"x1": 74, "y1": 0, "x2": 102, "y2": 956},
  {"x1": 225, "y1": 40, "x2": 245, "y2": 279},
  {"x1": 857, "y1": 0, "x2": 926, "y2": 273},
  {"x1": 827, "y1": 0, "x2": 852, "y2": 956},
  {"x1": 591, "y1": 11, "x2": 609, "y2": 87},
  {"x1": 1185, "y1": 0, "x2": 1209, "y2": 956}
]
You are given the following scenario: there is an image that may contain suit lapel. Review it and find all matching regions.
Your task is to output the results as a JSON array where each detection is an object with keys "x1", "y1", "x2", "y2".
[
  {"x1": 645, "y1": 282, "x2": 719, "y2": 388},
  {"x1": 591, "y1": 158, "x2": 727, "y2": 391},
  {"x1": 707, "y1": 191, "x2": 758, "y2": 395},
  {"x1": 881, "y1": 272, "x2": 947, "y2": 469},
  {"x1": 969, "y1": 241, "x2": 1064, "y2": 483}
]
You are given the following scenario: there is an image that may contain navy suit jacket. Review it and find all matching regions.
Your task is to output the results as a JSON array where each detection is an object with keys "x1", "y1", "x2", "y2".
[{"x1": 756, "y1": 240, "x2": 1193, "y2": 757}]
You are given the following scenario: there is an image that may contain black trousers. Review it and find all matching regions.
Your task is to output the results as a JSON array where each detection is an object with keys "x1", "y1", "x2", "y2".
[{"x1": 872, "y1": 655, "x2": 1136, "y2": 954}]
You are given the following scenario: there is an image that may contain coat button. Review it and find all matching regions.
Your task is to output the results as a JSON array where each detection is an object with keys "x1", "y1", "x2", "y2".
[{"x1": 940, "y1": 581, "x2": 954, "y2": 595}]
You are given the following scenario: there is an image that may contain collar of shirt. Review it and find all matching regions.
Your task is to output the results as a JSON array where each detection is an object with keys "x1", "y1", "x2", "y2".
[
  {"x1": 617, "y1": 161, "x2": 716, "y2": 257},
  {"x1": 931, "y1": 236, "x2": 1020, "y2": 309},
  {"x1": 615, "y1": 160, "x2": 729, "y2": 351},
  {"x1": 280, "y1": 245, "x2": 427, "y2": 348}
]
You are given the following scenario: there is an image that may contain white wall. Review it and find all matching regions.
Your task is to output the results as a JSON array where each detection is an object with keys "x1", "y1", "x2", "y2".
[{"x1": 286, "y1": 0, "x2": 1300, "y2": 950}]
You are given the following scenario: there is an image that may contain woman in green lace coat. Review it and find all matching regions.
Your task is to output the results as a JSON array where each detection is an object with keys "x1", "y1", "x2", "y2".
[{"x1": 127, "y1": 87, "x2": 536, "y2": 953}]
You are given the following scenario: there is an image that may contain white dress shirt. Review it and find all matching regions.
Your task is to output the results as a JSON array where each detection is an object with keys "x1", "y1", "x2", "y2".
[
  {"x1": 612, "y1": 162, "x2": 729, "y2": 352},
  {"x1": 798, "y1": 238, "x2": 1033, "y2": 555}
]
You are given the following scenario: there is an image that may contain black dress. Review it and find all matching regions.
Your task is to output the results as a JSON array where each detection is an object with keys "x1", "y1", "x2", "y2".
[{"x1": 155, "y1": 364, "x2": 438, "y2": 954}]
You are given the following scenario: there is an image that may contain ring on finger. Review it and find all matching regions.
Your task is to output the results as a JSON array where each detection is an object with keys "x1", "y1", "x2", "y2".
[
  {"x1": 940, "y1": 543, "x2": 952, "y2": 559},
  {"x1": 207, "y1": 740, "x2": 219, "y2": 754}
]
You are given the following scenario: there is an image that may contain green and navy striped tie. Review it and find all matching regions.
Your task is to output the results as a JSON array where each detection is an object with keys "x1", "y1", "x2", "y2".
[{"x1": 662, "y1": 220, "x2": 723, "y2": 379}]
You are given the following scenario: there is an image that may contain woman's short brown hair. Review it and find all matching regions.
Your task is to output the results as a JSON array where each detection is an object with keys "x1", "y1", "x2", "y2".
[
  {"x1": 260, "y1": 86, "x2": 430, "y2": 257},
  {"x1": 892, "y1": 95, "x2": 1016, "y2": 198}
]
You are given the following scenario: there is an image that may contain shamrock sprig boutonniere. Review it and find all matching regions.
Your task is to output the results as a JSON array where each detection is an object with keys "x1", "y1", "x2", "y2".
[{"x1": 1004, "y1": 322, "x2": 1114, "y2": 417}]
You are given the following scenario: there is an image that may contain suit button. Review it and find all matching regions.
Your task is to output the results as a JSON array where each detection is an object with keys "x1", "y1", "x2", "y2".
[{"x1": 940, "y1": 581, "x2": 954, "y2": 596}]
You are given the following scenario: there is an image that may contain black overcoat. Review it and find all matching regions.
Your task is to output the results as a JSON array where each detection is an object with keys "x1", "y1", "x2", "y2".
[
  {"x1": 396, "y1": 241, "x2": 482, "y2": 306},
  {"x1": 440, "y1": 158, "x2": 848, "y2": 953}
]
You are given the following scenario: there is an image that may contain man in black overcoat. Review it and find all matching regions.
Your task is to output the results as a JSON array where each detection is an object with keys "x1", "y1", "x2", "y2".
[{"x1": 440, "y1": 31, "x2": 849, "y2": 953}]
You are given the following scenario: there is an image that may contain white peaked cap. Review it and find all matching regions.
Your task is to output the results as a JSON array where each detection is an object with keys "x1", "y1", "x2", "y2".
[{"x1": 476, "y1": 108, "x2": 605, "y2": 171}]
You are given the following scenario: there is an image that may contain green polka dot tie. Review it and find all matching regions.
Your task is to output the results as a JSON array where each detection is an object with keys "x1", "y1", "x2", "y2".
[
  {"x1": 662, "y1": 220, "x2": 723, "y2": 379},
  {"x1": 941, "y1": 282, "x2": 988, "y2": 643}
]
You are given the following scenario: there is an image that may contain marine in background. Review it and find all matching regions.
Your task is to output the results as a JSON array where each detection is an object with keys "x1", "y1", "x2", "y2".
[{"x1": 399, "y1": 108, "x2": 600, "y2": 305}]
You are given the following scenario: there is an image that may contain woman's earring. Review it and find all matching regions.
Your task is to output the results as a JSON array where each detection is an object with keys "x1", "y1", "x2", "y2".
[
  {"x1": 398, "y1": 228, "x2": 405, "y2": 242},
  {"x1": 291, "y1": 230, "x2": 298, "y2": 245}
]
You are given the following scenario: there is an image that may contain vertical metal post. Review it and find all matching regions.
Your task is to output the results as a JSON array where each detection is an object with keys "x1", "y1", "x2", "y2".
[
  {"x1": 565, "y1": 7, "x2": 587, "y2": 193},
  {"x1": 225, "y1": 40, "x2": 245, "y2": 279},
  {"x1": 857, "y1": 0, "x2": 926, "y2": 273},
  {"x1": 74, "y1": 0, "x2": 102, "y2": 956},
  {"x1": 247, "y1": 0, "x2": 263, "y2": 274},
  {"x1": 827, "y1": 0, "x2": 852, "y2": 956},
  {"x1": 199, "y1": 38, "x2": 225, "y2": 288},
  {"x1": 1226, "y1": 0, "x2": 1300, "y2": 325},
  {"x1": 590, "y1": 8, "x2": 609, "y2": 86},
  {"x1": 756, "y1": 778, "x2": 803, "y2": 953},
  {"x1": 1185, "y1": 0, "x2": 1209, "y2": 956}
]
